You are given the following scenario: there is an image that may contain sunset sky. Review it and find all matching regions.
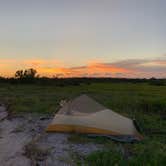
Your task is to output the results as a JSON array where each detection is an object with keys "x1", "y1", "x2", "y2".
[{"x1": 0, "y1": 0, "x2": 166, "y2": 78}]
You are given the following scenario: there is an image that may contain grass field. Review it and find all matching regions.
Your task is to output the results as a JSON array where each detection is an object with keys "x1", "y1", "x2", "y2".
[{"x1": 0, "y1": 82, "x2": 166, "y2": 165}]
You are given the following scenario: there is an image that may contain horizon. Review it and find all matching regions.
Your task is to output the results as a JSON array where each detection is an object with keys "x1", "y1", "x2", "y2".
[{"x1": 0, "y1": 0, "x2": 166, "y2": 78}]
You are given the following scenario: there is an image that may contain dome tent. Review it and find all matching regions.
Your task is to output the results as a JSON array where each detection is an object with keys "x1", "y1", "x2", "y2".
[{"x1": 46, "y1": 95, "x2": 143, "y2": 142}]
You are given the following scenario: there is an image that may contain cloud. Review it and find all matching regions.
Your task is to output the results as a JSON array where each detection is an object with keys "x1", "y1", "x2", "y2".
[
  {"x1": 0, "y1": 56, "x2": 166, "y2": 78},
  {"x1": 56, "y1": 62, "x2": 131, "y2": 77}
]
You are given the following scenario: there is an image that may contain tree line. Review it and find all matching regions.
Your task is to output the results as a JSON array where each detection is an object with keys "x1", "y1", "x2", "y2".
[{"x1": 0, "y1": 68, "x2": 165, "y2": 86}]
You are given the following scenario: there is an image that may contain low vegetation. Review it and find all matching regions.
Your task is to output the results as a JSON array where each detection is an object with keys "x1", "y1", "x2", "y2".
[
  {"x1": 24, "y1": 140, "x2": 50, "y2": 165},
  {"x1": 0, "y1": 79, "x2": 165, "y2": 165},
  {"x1": 85, "y1": 140, "x2": 166, "y2": 166}
]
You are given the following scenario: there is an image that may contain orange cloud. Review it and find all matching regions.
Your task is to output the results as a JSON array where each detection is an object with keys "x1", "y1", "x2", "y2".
[
  {"x1": 36, "y1": 62, "x2": 132, "y2": 78},
  {"x1": 0, "y1": 57, "x2": 165, "y2": 78},
  {"x1": 87, "y1": 62, "x2": 130, "y2": 73}
]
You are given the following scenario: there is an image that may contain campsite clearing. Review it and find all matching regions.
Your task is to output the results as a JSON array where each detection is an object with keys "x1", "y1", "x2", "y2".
[{"x1": 0, "y1": 82, "x2": 166, "y2": 165}]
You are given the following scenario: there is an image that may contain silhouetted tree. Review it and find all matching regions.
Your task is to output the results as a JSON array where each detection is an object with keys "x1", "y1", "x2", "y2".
[
  {"x1": 15, "y1": 70, "x2": 24, "y2": 79},
  {"x1": 15, "y1": 68, "x2": 37, "y2": 79},
  {"x1": 24, "y1": 68, "x2": 37, "y2": 78}
]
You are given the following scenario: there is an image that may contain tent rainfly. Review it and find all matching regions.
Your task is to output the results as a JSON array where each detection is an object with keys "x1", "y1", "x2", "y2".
[{"x1": 46, "y1": 95, "x2": 143, "y2": 142}]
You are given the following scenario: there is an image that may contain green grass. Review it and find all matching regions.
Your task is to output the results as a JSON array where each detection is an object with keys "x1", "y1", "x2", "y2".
[
  {"x1": 84, "y1": 138, "x2": 166, "y2": 166},
  {"x1": 0, "y1": 82, "x2": 166, "y2": 165}
]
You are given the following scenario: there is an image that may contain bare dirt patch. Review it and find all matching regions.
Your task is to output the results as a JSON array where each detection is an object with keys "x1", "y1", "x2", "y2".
[{"x1": 0, "y1": 107, "x2": 103, "y2": 166}]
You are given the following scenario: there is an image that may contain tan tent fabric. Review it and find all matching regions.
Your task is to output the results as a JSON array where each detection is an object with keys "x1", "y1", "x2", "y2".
[
  {"x1": 46, "y1": 95, "x2": 142, "y2": 140},
  {"x1": 58, "y1": 95, "x2": 106, "y2": 115}
]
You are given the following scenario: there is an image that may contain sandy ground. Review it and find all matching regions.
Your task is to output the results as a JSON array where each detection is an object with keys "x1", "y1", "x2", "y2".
[{"x1": 0, "y1": 106, "x2": 103, "y2": 166}]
